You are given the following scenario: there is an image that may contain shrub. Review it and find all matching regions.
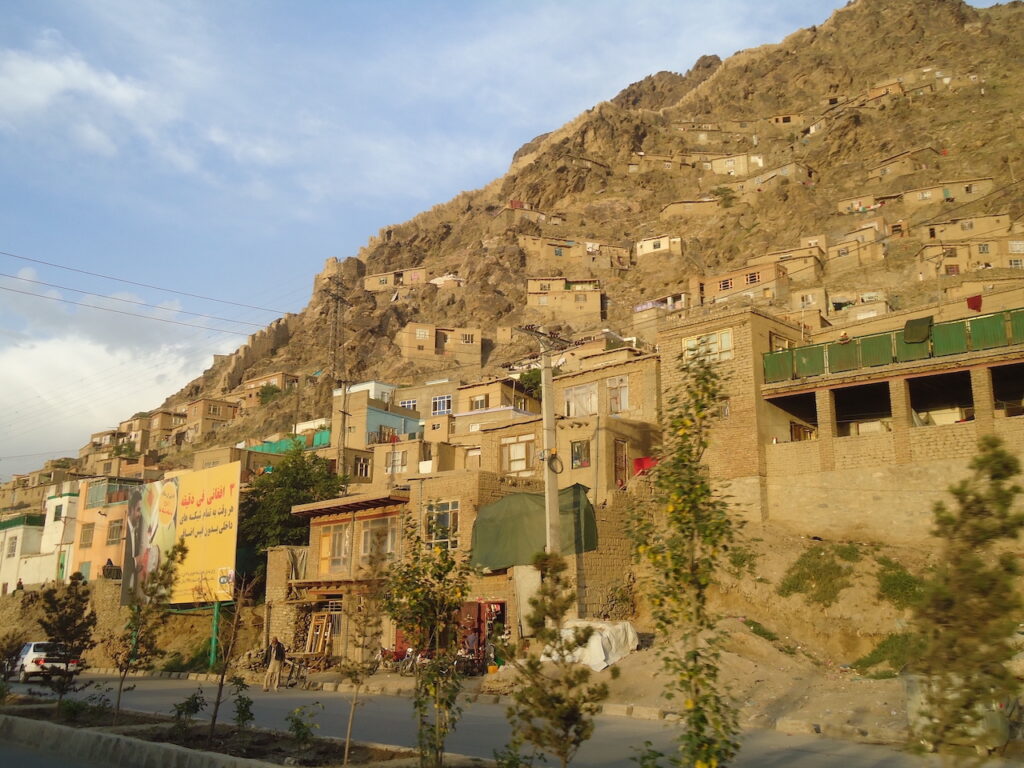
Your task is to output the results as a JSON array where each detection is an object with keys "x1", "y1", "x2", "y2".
[
  {"x1": 286, "y1": 702, "x2": 322, "y2": 749},
  {"x1": 875, "y1": 557, "x2": 924, "y2": 609},
  {"x1": 777, "y1": 545, "x2": 854, "y2": 606},
  {"x1": 853, "y1": 633, "x2": 923, "y2": 674}
]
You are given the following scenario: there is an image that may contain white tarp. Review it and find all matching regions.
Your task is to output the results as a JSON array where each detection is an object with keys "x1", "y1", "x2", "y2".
[{"x1": 543, "y1": 620, "x2": 639, "y2": 671}]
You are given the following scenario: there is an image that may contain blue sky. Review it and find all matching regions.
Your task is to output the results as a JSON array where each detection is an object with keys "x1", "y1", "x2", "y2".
[{"x1": 0, "y1": 0, "x2": 996, "y2": 479}]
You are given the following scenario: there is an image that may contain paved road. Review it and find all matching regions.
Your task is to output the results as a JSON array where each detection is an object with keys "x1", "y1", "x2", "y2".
[{"x1": 3, "y1": 677, "x2": 1013, "y2": 767}]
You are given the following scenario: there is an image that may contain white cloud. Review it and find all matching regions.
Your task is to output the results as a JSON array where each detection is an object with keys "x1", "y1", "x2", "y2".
[{"x1": 72, "y1": 121, "x2": 117, "y2": 156}]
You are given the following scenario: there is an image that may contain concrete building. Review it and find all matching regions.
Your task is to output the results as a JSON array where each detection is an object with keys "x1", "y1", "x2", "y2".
[
  {"x1": 902, "y1": 179, "x2": 995, "y2": 211},
  {"x1": 181, "y1": 398, "x2": 240, "y2": 444},
  {"x1": 657, "y1": 295, "x2": 1024, "y2": 544},
  {"x1": 526, "y1": 278, "x2": 604, "y2": 328},
  {"x1": 396, "y1": 323, "x2": 483, "y2": 367},
  {"x1": 363, "y1": 268, "x2": 429, "y2": 293},
  {"x1": 691, "y1": 263, "x2": 791, "y2": 307},
  {"x1": 659, "y1": 199, "x2": 720, "y2": 219},
  {"x1": 709, "y1": 152, "x2": 765, "y2": 177},
  {"x1": 634, "y1": 235, "x2": 683, "y2": 260},
  {"x1": 517, "y1": 235, "x2": 631, "y2": 272},
  {"x1": 69, "y1": 476, "x2": 143, "y2": 581}
]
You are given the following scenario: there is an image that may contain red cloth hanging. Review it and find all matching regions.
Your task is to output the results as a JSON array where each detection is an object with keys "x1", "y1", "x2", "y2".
[{"x1": 966, "y1": 295, "x2": 983, "y2": 312}]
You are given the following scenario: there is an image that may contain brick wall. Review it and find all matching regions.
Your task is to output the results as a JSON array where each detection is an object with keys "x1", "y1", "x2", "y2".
[{"x1": 264, "y1": 546, "x2": 307, "y2": 650}]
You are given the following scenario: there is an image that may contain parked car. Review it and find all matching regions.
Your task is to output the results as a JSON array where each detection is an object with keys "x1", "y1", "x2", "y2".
[{"x1": 12, "y1": 642, "x2": 83, "y2": 683}]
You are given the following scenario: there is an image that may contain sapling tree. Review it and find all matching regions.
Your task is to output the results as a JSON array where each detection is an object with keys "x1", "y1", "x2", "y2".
[
  {"x1": 337, "y1": 539, "x2": 387, "y2": 766},
  {"x1": 37, "y1": 572, "x2": 97, "y2": 708},
  {"x1": 496, "y1": 552, "x2": 612, "y2": 768},
  {"x1": 207, "y1": 578, "x2": 256, "y2": 742},
  {"x1": 384, "y1": 510, "x2": 476, "y2": 768},
  {"x1": 912, "y1": 435, "x2": 1024, "y2": 752},
  {"x1": 108, "y1": 541, "x2": 187, "y2": 721},
  {"x1": 629, "y1": 352, "x2": 740, "y2": 768}
]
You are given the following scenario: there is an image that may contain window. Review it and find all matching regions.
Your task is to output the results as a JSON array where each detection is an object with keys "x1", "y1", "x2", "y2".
[
  {"x1": 1010, "y1": 242, "x2": 1024, "y2": 254},
  {"x1": 663, "y1": 161, "x2": 672, "y2": 169},
  {"x1": 103, "y1": 461, "x2": 112, "y2": 474},
  {"x1": 1010, "y1": 259, "x2": 1024, "y2": 269},
  {"x1": 607, "y1": 375, "x2": 629, "y2": 413},
  {"x1": 880, "y1": 167, "x2": 890, "y2": 176},
  {"x1": 961, "y1": 220, "x2": 974, "y2": 231},
  {"x1": 539, "y1": 283, "x2": 551, "y2": 291},
  {"x1": 965, "y1": 184, "x2": 975, "y2": 194},
  {"x1": 943, "y1": 264, "x2": 961, "y2": 276},
  {"x1": 553, "y1": 247, "x2": 563, "y2": 257},
  {"x1": 378, "y1": 277, "x2": 388, "y2": 285},
  {"x1": 399, "y1": 399, "x2": 417, "y2": 410},
  {"x1": 208, "y1": 405, "x2": 222, "y2": 416},
  {"x1": 745, "y1": 272, "x2": 760, "y2": 285},
  {"x1": 427, "y1": 501, "x2": 459, "y2": 549},
  {"x1": 469, "y1": 395, "x2": 488, "y2": 410},
  {"x1": 652, "y1": 240, "x2": 662, "y2": 250},
  {"x1": 461, "y1": 333, "x2": 475, "y2": 344},
  {"x1": 564, "y1": 383, "x2": 598, "y2": 417},
  {"x1": 918, "y1": 190, "x2": 932, "y2": 200},
  {"x1": 360, "y1": 517, "x2": 398, "y2": 563},
  {"x1": 322, "y1": 522, "x2": 351, "y2": 573},
  {"x1": 79, "y1": 523, "x2": 95, "y2": 549},
  {"x1": 353, "y1": 456, "x2": 371, "y2": 478},
  {"x1": 537, "y1": 295, "x2": 549, "y2": 306},
  {"x1": 574, "y1": 293, "x2": 587, "y2": 303},
  {"x1": 431, "y1": 395, "x2": 452, "y2": 415},
  {"x1": 106, "y1": 519, "x2": 124, "y2": 545},
  {"x1": 571, "y1": 440, "x2": 591, "y2": 469},
  {"x1": 54, "y1": 503, "x2": 63, "y2": 521},
  {"x1": 500, "y1": 435, "x2": 536, "y2": 474},
  {"x1": 683, "y1": 329, "x2": 734, "y2": 361},
  {"x1": 720, "y1": 398, "x2": 731, "y2": 418},
  {"x1": 384, "y1": 450, "x2": 407, "y2": 474},
  {"x1": 978, "y1": 243, "x2": 990, "y2": 255},
  {"x1": 415, "y1": 328, "x2": 430, "y2": 340},
  {"x1": 718, "y1": 279, "x2": 733, "y2": 291},
  {"x1": 5, "y1": 536, "x2": 17, "y2": 558}
]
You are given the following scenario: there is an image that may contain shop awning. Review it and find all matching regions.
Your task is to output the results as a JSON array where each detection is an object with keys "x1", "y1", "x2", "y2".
[{"x1": 470, "y1": 483, "x2": 598, "y2": 570}]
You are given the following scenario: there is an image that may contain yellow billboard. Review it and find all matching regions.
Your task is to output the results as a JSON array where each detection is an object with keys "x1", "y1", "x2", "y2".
[{"x1": 122, "y1": 462, "x2": 241, "y2": 605}]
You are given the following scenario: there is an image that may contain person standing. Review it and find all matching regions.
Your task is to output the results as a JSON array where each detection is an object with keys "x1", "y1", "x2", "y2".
[{"x1": 263, "y1": 637, "x2": 287, "y2": 692}]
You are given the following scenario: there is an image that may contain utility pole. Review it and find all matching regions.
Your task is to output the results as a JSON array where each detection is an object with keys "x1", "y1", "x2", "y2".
[
  {"x1": 324, "y1": 272, "x2": 350, "y2": 484},
  {"x1": 516, "y1": 327, "x2": 571, "y2": 554}
]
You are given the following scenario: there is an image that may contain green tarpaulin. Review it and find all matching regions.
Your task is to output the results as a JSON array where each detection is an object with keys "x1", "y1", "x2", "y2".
[
  {"x1": 903, "y1": 315, "x2": 933, "y2": 343},
  {"x1": 470, "y1": 484, "x2": 598, "y2": 570}
]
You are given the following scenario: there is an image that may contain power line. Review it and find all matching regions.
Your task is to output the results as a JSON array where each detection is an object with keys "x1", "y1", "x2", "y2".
[
  {"x1": 0, "y1": 249, "x2": 290, "y2": 314},
  {"x1": 0, "y1": 285, "x2": 252, "y2": 336},
  {"x1": 0, "y1": 272, "x2": 267, "y2": 328},
  {"x1": 0, "y1": 450, "x2": 78, "y2": 460}
]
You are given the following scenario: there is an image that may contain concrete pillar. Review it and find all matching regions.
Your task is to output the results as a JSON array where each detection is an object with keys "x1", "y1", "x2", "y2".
[
  {"x1": 815, "y1": 389, "x2": 836, "y2": 472},
  {"x1": 888, "y1": 378, "x2": 912, "y2": 464},
  {"x1": 970, "y1": 367, "x2": 995, "y2": 433}
]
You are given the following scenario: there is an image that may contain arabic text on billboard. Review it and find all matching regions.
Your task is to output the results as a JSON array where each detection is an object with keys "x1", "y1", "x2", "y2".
[{"x1": 121, "y1": 462, "x2": 241, "y2": 605}]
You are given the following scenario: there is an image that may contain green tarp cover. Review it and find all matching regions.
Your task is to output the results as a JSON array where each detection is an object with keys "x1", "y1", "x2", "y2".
[
  {"x1": 763, "y1": 350, "x2": 794, "y2": 383},
  {"x1": 896, "y1": 330, "x2": 931, "y2": 362},
  {"x1": 471, "y1": 484, "x2": 598, "y2": 570},
  {"x1": 903, "y1": 315, "x2": 933, "y2": 343},
  {"x1": 970, "y1": 314, "x2": 1007, "y2": 350},
  {"x1": 932, "y1": 321, "x2": 968, "y2": 356},
  {"x1": 1011, "y1": 310, "x2": 1024, "y2": 345},
  {"x1": 795, "y1": 345, "x2": 826, "y2": 377},
  {"x1": 827, "y1": 341, "x2": 859, "y2": 372},
  {"x1": 859, "y1": 334, "x2": 894, "y2": 367}
]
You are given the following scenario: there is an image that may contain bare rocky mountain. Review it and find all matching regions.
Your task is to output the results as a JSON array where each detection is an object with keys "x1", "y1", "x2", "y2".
[{"x1": 161, "y1": 0, "x2": 1024, "y2": 444}]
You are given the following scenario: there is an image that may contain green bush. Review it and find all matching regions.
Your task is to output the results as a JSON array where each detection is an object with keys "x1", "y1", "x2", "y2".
[
  {"x1": 852, "y1": 633, "x2": 924, "y2": 674},
  {"x1": 833, "y1": 543, "x2": 862, "y2": 563},
  {"x1": 258, "y1": 384, "x2": 283, "y2": 405},
  {"x1": 744, "y1": 619, "x2": 778, "y2": 642},
  {"x1": 875, "y1": 557, "x2": 924, "y2": 609},
  {"x1": 777, "y1": 545, "x2": 854, "y2": 606}
]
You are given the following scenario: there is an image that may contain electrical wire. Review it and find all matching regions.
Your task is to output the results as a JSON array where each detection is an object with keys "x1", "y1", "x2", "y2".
[
  {"x1": 0, "y1": 249, "x2": 290, "y2": 314},
  {"x1": 0, "y1": 285, "x2": 252, "y2": 336},
  {"x1": 0, "y1": 272, "x2": 268, "y2": 328}
]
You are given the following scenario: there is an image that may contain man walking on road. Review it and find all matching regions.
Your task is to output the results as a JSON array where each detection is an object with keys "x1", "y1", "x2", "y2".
[{"x1": 263, "y1": 636, "x2": 287, "y2": 692}]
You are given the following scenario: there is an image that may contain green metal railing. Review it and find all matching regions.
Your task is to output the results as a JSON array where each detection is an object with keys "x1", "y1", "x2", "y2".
[{"x1": 764, "y1": 308, "x2": 1024, "y2": 384}]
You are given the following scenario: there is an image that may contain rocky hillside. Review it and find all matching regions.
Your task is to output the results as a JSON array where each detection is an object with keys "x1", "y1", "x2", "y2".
[{"x1": 160, "y1": 0, "x2": 1024, "y2": 441}]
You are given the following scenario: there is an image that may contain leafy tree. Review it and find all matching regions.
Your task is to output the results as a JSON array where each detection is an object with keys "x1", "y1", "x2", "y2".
[
  {"x1": 238, "y1": 444, "x2": 343, "y2": 578},
  {"x1": 108, "y1": 541, "x2": 187, "y2": 721},
  {"x1": 629, "y1": 353, "x2": 740, "y2": 768},
  {"x1": 496, "y1": 553, "x2": 612, "y2": 768},
  {"x1": 37, "y1": 572, "x2": 97, "y2": 707},
  {"x1": 518, "y1": 369, "x2": 543, "y2": 400},
  {"x1": 383, "y1": 511, "x2": 476, "y2": 768},
  {"x1": 0, "y1": 629, "x2": 27, "y2": 682},
  {"x1": 710, "y1": 187, "x2": 737, "y2": 209},
  {"x1": 258, "y1": 383, "x2": 283, "y2": 405},
  {"x1": 911, "y1": 435, "x2": 1024, "y2": 751}
]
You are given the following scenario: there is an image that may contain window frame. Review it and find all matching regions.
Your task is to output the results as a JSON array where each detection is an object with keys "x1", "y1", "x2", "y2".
[
  {"x1": 563, "y1": 382, "x2": 598, "y2": 417},
  {"x1": 426, "y1": 501, "x2": 460, "y2": 550},
  {"x1": 570, "y1": 439, "x2": 591, "y2": 469},
  {"x1": 105, "y1": 519, "x2": 124, "y2": 546},
  {"x1": 79, "y1": 523, "x2": 95, "y2": 549},
  {"x1": 500, "y1": 435, "x2": 536, "y2": 474},
  {"x1": 431, "y1": 395, "x2": 452, "y2": 415},
  {"x1": 607, "y1": 375, "x2": 629, "y2": 413}
]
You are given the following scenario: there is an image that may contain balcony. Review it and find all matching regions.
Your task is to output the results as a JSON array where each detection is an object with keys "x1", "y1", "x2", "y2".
[
  {"x1": 763, "y1": 308, "x2": 1024, "y2": 384},
  {"x1": 366, "y1": 430, "x2": 424, "y2": 446}
]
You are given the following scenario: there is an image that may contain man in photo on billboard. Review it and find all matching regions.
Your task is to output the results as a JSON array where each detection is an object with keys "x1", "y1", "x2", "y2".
[{"x1": 263, "y1": 636, "x2": 287, "y2": 692}]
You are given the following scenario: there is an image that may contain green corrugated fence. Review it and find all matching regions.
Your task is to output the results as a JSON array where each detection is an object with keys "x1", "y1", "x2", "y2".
[{"x1": 763, "y1": 308, "x2": 1024, "y2": 383}]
